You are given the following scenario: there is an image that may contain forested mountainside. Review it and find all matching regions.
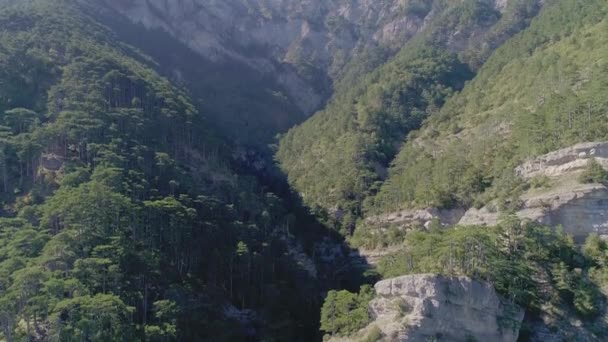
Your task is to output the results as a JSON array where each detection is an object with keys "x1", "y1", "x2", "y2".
[
  {"x1": 97, "y1": 0, "x2": 446, "y2": 145},
  {"x1": 0, "y1": 1, "x2": 366, "y2": 341},
  {"x1": 276, "y1": 0, "x2": 545, "y2": 233},
  {"x1": 100, "y1": 0, "x2": 542, "y2": 148},
  {"x1": 2, "y1": 0, "x2": 608, "y2": 341},
  {"x1": 327, "y1": 0, "x2": 608, "y2": 340},
  {"x1": 370, "y1": 0, "x2": 608, "y2": 214}
]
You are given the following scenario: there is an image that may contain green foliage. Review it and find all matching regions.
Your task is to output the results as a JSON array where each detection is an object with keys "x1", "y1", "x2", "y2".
[
  {"x1": 48, "y1": 294, "x2": 135, "y2": 342},
  {"x1": 320, "y1": 285, "x2": 375, "y2": 337},
  {"x1": 145, "y1": 300, "x2": 179, "y2": 342},
  {"x1": 278, "y1": 47, "x2": 472, "y2": 233},
  {"x1": 277, "y1": 0, "x2": 545, "y2": 232},
  {"x1": 372, "y1": 0, "x2": 608, "y2": 213},
  {"x1": 350, "y1": 223, "x2": 408, "y2": 250},
  {"x1": 583, "y1": 233, "x2": 608, "y2": 295},
  {"x1": 361, "y1": 325, "x2": 383, "y2": 342},
  {"x1": 0, "y1": 1, "x2": 330, "y2": 341},
  {"x1": 573, "y1": 280, "x2": 600, "y2": 318},
  {"x1": 377, "y1": 218, "x2": 602, "y2": 316},
  {"x1": 579, "y1": 158, "x2": 608, "y2": 184}
]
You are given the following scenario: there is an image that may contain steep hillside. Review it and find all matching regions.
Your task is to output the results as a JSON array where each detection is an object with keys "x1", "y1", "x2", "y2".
[
  {"x1": 339, "y1": 2, "x2": 608, "y2": 338},
  {"x1": 101, "y1": 0, "x2": 431, "y2": 110},
  {"x1": 0, "y1": 1, "x2": 359, "y2": 341},
  {"x1": 370, "y1": 0, "x2": 608, "y2": 214},
  {"x1": 311, "y1": 1, "x2": 608, "y2": 339},
  {"x1": 99, "y1": 0, "x2": 544, "y2": 149},
  {"x1": 3, "y1": 0, "x2": 608, "y2": 341},
  {"x1": 96, "y1": 0, "x2": 433, "y2": 145},
  {"x1": 333, "y1": 220, "x2": 608, "y2": 341},
  {"x1": 276, "y1": 0, "x2": 545, "y2": 233}
]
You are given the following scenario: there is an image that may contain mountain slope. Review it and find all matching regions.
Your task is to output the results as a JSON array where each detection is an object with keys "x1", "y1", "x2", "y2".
[
  {"x1": 276, "y1": 0, "x2": 545, "y2": 232},
  {"x1": 370, "y1": 0, "x2": 608, "y2": 213},
  {"x1": 100, "y1": 0, "x2": 543, "y2": 148},
  {"x1": 0, "y1": 1, "x2": 349, "y2": 340},
  {"x1": 346, "y1": 2, "x2": 608, "y2": 336}
]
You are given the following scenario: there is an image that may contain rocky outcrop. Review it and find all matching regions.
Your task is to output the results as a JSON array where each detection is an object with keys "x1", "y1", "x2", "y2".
[
  {"x1": 356, "y1": 274, "x2": 524, "y2": 342},
  {"x1": 461, "y1": 142, "x2": 608, "y2": 242},
  {"x1": 366, "y1": 207, "x2": 466, "y2": 230},
  {"x1": 460, "y1": 182, "x2": 608, "y2": 242},
  {"x1": 516, "y1": 141, "x2": 608, "y2": 179}
]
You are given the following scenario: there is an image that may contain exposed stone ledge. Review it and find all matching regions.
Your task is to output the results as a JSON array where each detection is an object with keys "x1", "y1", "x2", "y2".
[
  {"x1": 336, "y1": 274, "x2": 523, "y2": 342},
  {"x1": 516, "y1": 141, "x2": 608, "y2": 179},
  {"x1": 365, "y1": 207, "x2": 466, "y2": 230},
  {"x1": 461, "y1": 142, "x2": 608, "y2": 242}
]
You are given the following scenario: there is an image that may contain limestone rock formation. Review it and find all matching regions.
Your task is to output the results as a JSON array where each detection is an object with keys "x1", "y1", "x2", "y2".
[
  {"x1": 352, "y1": 274, "x2": 524, "y2": 342},
  {"x1": 99, "y1": 0, "x2": 531, "y2": 114},
  {"x1": 366, "y1": 207, "x2": 466, "y2": 230},
  {"x1": 100, "y1": 0, "x2": 429, "y2": 113},
  {"x1": 516, "y1": 142, "x2": 608, "y2": 179},
  {"x1": 461, "y1": 142, "x2": 608, "y2": 242}
]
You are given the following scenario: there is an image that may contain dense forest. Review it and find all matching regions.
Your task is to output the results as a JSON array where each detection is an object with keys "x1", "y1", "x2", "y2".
[
  {"x1": 371, "y1": 0, "x2": 608, "y2": 213},
  {"x1": 276, "y1": 0, "x2": 545, "y2": 234},
  {"x1": 0, "y1": 1, "x2": 367, "y2": 341},
  {"x1": 324, "y1": 217, "x2": 608, "y2": 340},
  {"x1": 2, "y1": 0, "x2": 608, "y2": 341}
]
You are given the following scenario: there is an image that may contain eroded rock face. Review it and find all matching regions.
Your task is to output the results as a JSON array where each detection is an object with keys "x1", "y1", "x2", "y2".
[
  {"x1": 461, "y1": 142, "x2": 608, "y2": 242},
  {"x1": 516, "y1": 142, "x2": 608, "y2": 179},
  {"x1": 100, "y1": 0, "x2": 430, "y2": 113},
  {"x1": 366, "y1": 274, "x2": 523, "y2": 342},
  {"x1": 366, "y1": 207, "x2": 466, "y2": 230},
  {"x1": 99, "y1": 0, "x2": 529, "y2": 114}
]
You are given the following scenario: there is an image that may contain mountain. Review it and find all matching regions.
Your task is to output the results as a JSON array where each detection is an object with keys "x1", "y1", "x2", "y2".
[
  {"x1": 0, "y1": 1, "x2": 364, "y2": 341},
  {"x1": 339, "y1": 0, "x2": 608, "y2": 340},
  {"x1": 99, "y1": 0, "x2": 542, "y2": 148},
  {"x1": 370, "y1": 0, "x2": 608, "y2": 213},
  {"x1": 2, "y1": 0, "x2": 608, "y2": 341},
  {"x1": 276, "y1": 0, "x2": 545, "y2": 233},
  {"x1": 96, "y1": 0, "x2": 447, "y2": 145}
]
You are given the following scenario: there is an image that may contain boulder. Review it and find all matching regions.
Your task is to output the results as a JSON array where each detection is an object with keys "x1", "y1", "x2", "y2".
[{"x1": 365, "y1": 274, "x2": 524, "y2": 342}]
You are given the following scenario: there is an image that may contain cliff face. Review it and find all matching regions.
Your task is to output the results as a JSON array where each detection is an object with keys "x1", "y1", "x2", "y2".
[
  {"x1": 99, "y1": 0, "x2": 526, "y2": 115},
  {"x1": 364, "y1": 142, "x2": 608, "y2": 244},
  {"x1": 461, "y1": 142, "x2": 608, "y2": 242},
  {"x1": 100, "y1": 0, "x2": 433, "y2": 113},
  {"x1": 339, "y1": 274, "x2": 523, "y2": 342}
]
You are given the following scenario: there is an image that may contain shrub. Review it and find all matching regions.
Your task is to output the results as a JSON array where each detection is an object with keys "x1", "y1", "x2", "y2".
[
  {"x1": 320, "y1": 285, "x2": 375, "y2": 336},
  {"x1": 579, "y1": 158, "x2": 608, "y2": 184},
  {"x1": 362, "y1": 325, "x2": 383, "y2": 342}
]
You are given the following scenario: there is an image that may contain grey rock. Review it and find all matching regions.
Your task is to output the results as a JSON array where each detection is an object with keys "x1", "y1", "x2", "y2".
[
  {"x1": 358, "y1": 274, "x2": 524, "y2": 342},
  {"x1": 99, "y1": 0, "x2": 533, "y2": 114},
  {"x1": 461, "y1": 142, "x2": 608, "y2": 242},
  {"x1": 516, "y1": 141, "x2": 608, "y2": 179},
  {"x1": 366, "y1": 207, "x2": 466, "y2": 230}
]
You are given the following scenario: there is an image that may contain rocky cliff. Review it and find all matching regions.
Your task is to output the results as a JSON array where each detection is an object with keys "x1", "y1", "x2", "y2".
[
  {"x1": 99, "y1": 0, "x2": 531, "y2": 115},
  {"x1": 335, "y1": 274, "x2": 523, "y2": 342},
  {"x1": 99, "y1": 0, "x2": 426, "y2": 113},
  {"x1": 461, "y1": 142, "x2": 608, "y2": 242},
  {"x1": 363, "y1": 142, "x2": 608, "y2": 244}
]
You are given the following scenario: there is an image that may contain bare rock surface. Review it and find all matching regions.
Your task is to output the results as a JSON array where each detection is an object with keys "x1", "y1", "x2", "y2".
[
  {"x1": 100, "y1": 0, "x2": 430, "y2": 113},
  {"x1": 516, "y1": 141, "x2": 608, "y2": 179},
  {"x1": 461, "y1": 142, "x2": 608, "y2": 242},
  {"x1": 340, "y1": 274, "x2": 524, "y2": 342},
  {"x1": 99, "y1": 0, "x2": 533, "y2": 114},
  {"x1": 366, "y1": 207, "x2": 466, "y2": 230}
]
